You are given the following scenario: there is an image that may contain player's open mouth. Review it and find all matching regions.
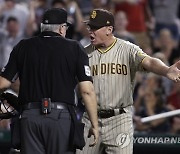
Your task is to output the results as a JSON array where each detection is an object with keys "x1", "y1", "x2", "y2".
[{"x1": 90, "y1": 36, "x2": 95, "y2": 42}]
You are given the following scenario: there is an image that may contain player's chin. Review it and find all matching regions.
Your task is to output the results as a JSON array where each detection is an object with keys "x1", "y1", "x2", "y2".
[
  {"x1": 91, "y1": 39, "x2": 99, "y2": 46},
  {"x1": 91, "y1": 40, "x2": 97, "y2": 46}
]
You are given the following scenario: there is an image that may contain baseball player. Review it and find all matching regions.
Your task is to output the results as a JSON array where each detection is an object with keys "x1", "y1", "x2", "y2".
[{"x1": 76, "y1": 9, "x2": 180, "y2": 154}]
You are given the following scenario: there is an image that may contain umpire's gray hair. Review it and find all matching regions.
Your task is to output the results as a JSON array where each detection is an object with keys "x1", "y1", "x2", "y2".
[{"x1": 41, "y1": 23, "x2": 61, "y2": 32}]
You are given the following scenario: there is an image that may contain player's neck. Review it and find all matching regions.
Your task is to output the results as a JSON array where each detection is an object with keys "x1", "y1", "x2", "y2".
[{"x1": 98, "y1": 36, "x2": 116, "y2": 51}]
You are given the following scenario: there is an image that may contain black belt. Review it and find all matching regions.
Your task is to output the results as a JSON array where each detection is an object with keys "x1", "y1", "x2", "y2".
[
  {"x1": 22, "y1": 102, "x2": 68, "y2": 110},
  {"x1": 98, "y1": 108, "x2": 126, "y2": 118}
]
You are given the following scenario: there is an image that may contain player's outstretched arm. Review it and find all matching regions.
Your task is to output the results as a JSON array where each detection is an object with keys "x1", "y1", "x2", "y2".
[
  {"x1": 142, "y1": 57, "x2": 180, "y2": 82},
  {"x1": 78, "y1": 81, "x2": 99, "y2": 146}
]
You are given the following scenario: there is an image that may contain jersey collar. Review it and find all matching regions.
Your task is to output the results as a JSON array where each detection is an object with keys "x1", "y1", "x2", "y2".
[
  {"x1": 97, "y1": 38, "x2": 117, "y2": 54},
  {"x1": 40, "y1": 31, "x2": 61, "y2": 37}
]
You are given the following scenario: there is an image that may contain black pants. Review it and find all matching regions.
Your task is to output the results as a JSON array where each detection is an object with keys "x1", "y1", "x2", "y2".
[{"x1": 20, "y1": 109, "x2": 74, "y2": 154}]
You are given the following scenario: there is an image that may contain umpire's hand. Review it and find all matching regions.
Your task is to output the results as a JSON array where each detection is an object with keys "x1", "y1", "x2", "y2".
[{"x1": 88, "y1": 127, "x2": 99, "y2": 147}]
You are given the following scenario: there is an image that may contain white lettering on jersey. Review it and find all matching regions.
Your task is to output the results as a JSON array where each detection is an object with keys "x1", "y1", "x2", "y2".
[
  {"x1": 1, "y1": 67, "x2": 5, "y2": 72},
  {"x1": 84, "y1": 65, "x2": 91, "y2": 76}
]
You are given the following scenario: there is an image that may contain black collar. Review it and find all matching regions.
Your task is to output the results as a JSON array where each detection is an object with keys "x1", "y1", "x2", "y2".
[{"x1": 39, "y1": 31, "x2": 61, "y2": 37}]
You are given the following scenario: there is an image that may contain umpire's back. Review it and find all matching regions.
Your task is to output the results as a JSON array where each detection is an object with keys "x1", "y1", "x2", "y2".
[
  {"x1": 2, "y1": 8, "x2": 92, "y2": 105},
  {"x1": 17, "y1": 31, "x2": 88, "y2": 105}
]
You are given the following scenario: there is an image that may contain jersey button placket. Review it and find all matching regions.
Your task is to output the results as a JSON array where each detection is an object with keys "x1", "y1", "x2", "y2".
[
  {"x1": 100, "y1": 55, "x2": 106, "y2": 105},
  {"x1": 99, "y1": 55, "x2": 103, "y2": 104}
]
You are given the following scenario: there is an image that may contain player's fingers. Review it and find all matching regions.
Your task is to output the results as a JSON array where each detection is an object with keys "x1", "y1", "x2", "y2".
[
  {"x1": 89, "y1": 135, "x2": 98, "y2": 147},
  {"x1": 174, "y1": 75, "x2": 180, "y2": 82},
  {"x1": 88, "y1": 128, "x2": 99, "y2": 147},
  {"x1": 89, "y1": 141, "x2": 96, "y2": 147},
  {"x1": 175, "y1": 78, "x2": 180, "y2": 82},
  {"x1": 88, "y1": 130, "x2": 91, "y2": 138}
]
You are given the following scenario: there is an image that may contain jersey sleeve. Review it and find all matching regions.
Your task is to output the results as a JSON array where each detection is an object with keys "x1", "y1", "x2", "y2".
[
  {"x1": 129, "y1": 44, "x2": 149, "y2": 72},
  {"x1": 76, "y1": 42, "x2": 93, "y2": 82},
  {"x1": 0, "y1": 40, "x2": 22, "y2": 82}
]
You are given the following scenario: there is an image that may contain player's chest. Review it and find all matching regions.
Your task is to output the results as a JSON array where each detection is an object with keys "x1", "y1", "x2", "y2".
[
  {"x1": 88, "y1": 50, "x2": 129, "y2": 76},
  {"x1": 88, "y1": 50, "x2": 129, "y2": 66}
]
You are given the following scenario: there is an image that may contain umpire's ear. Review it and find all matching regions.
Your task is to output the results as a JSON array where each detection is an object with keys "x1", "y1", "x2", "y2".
[{"x1": 59, "y1": 25, "x2": 66, "y2": 37}]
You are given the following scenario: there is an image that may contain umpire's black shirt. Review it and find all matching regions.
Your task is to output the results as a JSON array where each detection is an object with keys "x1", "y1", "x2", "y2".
[{"x1": 1, "y1": 31, "x2": 92, "y2": 105}]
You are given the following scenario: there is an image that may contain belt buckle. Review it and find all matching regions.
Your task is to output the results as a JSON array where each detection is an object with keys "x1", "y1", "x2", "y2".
[
  {"x1": 114, "y1": 108, "x2": 126, "y2": 115},
  {"x1": 123, "y1": 108, "x2": 128, "y2": 113},
  {"x1": 114, "y1": 109, "x2": 119, "y2": 116}
]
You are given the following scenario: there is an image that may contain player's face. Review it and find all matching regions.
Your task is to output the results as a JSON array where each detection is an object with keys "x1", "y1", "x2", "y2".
[{"x1": 87, "y1": 26, "x2": 110, "y2": 47}]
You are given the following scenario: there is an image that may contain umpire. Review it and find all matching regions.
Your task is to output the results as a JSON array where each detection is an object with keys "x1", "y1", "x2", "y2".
[{"x1": 0, "y1": 8, "x2": 98, "y2": 154}]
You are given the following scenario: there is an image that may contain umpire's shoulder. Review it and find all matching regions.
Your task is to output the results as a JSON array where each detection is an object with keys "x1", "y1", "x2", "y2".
[
  {"x1": 17, "y1": 36, "x2": 38, "y2": 45},
  {"x1": 12, "y1": 37, "x2": 29, "y2": 48},
  {"x1": 63, "y1": 37, "x2": 81, "y2": 46},
  {"x1": 84, "y1": 43, "x2": 94, "y2": 54},
  {"x1": 64, "y1": 38, "x2": 88, "y2": 56}
]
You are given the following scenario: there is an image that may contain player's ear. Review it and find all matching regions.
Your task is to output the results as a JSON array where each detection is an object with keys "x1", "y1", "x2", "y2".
[{"x1": 107, "y1": 26, "x2": 113, "y2": 34}]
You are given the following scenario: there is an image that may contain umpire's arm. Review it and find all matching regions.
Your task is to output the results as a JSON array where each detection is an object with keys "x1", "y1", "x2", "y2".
[
  {"x1": 142, "y1": 56, "x2": 180, "y2": 82},
  {"x1": 0, "y1": 76, "x2": 12, "y2": 93},
  {"x1": 78, "y1": 81, "x2": 99, "y2": 146}
]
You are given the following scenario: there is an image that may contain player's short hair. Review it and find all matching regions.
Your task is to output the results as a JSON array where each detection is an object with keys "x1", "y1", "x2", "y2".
[{"x1": 41, "y1": 23, "x2": 61, "y2": 32}]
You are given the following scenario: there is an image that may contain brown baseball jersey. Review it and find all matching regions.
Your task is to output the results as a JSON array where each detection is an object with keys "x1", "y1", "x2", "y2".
[{"x1": 77, "y1": 38, "x2": 148, "y2": 154}]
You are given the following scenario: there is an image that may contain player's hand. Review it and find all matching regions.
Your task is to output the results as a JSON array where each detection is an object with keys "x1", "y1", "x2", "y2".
[
  {"x1": 88, "y1": 127, "x2": 99, "y2": 147},
  {"x1": 166, "y1": 60, "x2": 180, "y2": 82}
]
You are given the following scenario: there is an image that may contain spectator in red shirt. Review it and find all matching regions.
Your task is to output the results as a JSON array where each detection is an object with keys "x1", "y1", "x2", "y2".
[
  {"x1": 113, "y1": 0, "x2": 154, "y2": 50},
  {"x1": 167, "y1": 82, "x2": 180, "y2": 110}
]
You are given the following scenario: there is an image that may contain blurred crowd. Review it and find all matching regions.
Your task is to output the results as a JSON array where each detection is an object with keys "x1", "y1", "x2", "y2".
[{"x1": 0, "y1": 0, "x2": 180, "y2": 135}]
